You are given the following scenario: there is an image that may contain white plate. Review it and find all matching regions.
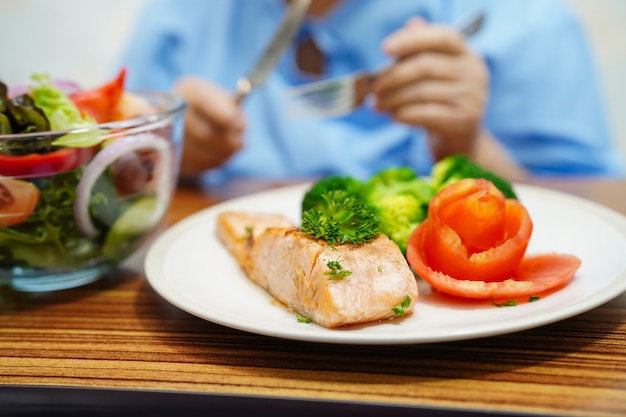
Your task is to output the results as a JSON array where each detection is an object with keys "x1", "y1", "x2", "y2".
[{"x1": 144, "y1": 183, "x2": 626, "y2": 345}]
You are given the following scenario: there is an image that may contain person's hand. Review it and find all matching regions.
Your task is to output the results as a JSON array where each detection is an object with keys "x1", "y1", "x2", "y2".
[
  {"x1": 372, "y1": 18, "x2": 489, "y2": 161},
  {"x1": 173, "y1": 76, "x2": 245, "y2": 176}
]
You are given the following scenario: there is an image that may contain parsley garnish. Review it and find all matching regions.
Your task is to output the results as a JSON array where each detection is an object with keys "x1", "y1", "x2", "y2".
[
  {"x1": 391, "y1": 295, "x2": 412, "y2": 317},
  {"x1": 491, "y1": 298, "x2": 518, "y2": 308},
  {"x1": 492, "y1": 296, "x2": 540, "y2": 307},
  {"x1": 300, "y1": 189, "x2": 381, "y2": 244},
  {"x1": 241, "y1": 225, "x2": 253, "y2": 241},
  {"x1": 325, "y1": 258, "x2": 352, "y2": 280},
  {"x1": 296, "y1": 313, "x2": 312, "y2": 323}
]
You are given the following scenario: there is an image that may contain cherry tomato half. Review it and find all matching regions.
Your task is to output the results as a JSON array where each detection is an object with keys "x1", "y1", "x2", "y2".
[{"x1": 0, "y1": 178, "x2": 40, "y2": 227}]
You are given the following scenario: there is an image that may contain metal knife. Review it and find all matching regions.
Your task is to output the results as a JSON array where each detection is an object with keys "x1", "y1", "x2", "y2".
[{"x1": 235, "y1": 0, "x2": 311, "y2": 104}]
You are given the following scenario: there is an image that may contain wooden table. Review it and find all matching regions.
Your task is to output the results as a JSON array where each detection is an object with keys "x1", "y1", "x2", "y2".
[{"x1": 1, "y1": 177, "x2": 625, "y2": 417}]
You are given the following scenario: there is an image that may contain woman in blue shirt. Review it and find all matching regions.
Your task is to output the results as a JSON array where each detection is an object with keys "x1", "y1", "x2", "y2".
[{"x1": 121, "y1": 0, "x2": 624, "y2": 182}]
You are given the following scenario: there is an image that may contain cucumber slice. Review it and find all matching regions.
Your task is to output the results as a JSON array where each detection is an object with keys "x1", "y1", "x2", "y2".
[{"x1": 102, "y1": 196, "x2": 161, "y2": 260}]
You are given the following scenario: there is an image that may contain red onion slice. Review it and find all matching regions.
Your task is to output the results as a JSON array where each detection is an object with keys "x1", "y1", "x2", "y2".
[
  {"x1": 9, "y1": 79, "x2": 83, "y2": 97},
  {"x1": 74, "y1": 133, "x2": 173, "y2": 238}
]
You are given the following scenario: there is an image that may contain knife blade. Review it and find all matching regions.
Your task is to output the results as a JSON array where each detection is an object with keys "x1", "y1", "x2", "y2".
[{"x1": 235, "y1": 0, "x2": 311, "y2": 103}]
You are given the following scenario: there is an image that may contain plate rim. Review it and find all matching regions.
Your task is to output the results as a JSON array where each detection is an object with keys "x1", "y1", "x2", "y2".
[{"x1": 144, "y1": 182, "x2": 626, "y2": 345}]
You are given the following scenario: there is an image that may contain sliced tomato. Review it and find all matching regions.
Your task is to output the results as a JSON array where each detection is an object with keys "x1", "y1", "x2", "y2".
[
  {"x1": 0, "y1": 146, "x2": 96, "y2": 177},
  {"x1": 437, "y1": 184, "x2": 506, "y2": 252},
  {"x1": 421, "y1": 178, "x2": 533, "y2": 282},
  {"x1": 406, "y1": 178, "x2": 582, "y2": 299},
  {"x1": 0, "y1": 178, "x2": 40, "y2": 227},
  {"x1": 70, "y1": 68, "x2": 126, "y2": 123},
  {"x1": 407, "y1": 223, "x2": 580, "y2": 299}
]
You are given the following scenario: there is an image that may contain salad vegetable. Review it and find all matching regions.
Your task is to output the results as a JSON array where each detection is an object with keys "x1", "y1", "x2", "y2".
[
  {"x1": 74, "y1": 132, "x2": 172, "y2": 238},
  {"x1": 1, "y1": 73, "x2": 101, "y2": 177},
  {"x1": 301, "y1": 168, "x2": 433, "y2": 253},
  {"x1": 102, "y1": 195, "x2": 160, "y2": 259},
  {"x1": 69, "y1": 68, "x2": 126, "y2": 123},
  {"x1": 301, "y1": 175, "x2": 365, "y2": 213},
  {"x1": 0, "y1": 169, "x2": 99, "y2": 268},
  {"x1": 0, "y1": 179, "x2": 40, "y2": 227},
  {"x1": 406, "y1": 178, "x2": 581, "y2": 300},
  {"x1": 301, "y1": 158, "x2": 509, "y2": 254},
  {"x1": 411, "y1": 178, "x2": 533, "y2": 282},
  {"x1": 300, "y1": 159, "x2": 580, "y2": 302},
  {"x1": 0, "y1": 69, "x2": 175, "y2": 275},
  {"x1": 431, "y1": 154, "x2": 518, "y2": 199},
  {"x1": 29, "y1": 73, "x2": 95, "y2": 132},
  {"x1": 0, "y1": 82, "x2": 50, "y2": 135},
  {"x1": 300, "y1": 189, "x2": 381, "y2": 245},
  {"x1": 360, "y1": 167, "x2": 434, "y2": 254},
  {"x1": 0, "y1": 146, "x2": 96, "y2": 177},
  {"x1": 391, "y1": 295, "x2": 412, "y2": 317},
  {"x1": 324, "y1": 258, "x2": 352, "y2": 280}
]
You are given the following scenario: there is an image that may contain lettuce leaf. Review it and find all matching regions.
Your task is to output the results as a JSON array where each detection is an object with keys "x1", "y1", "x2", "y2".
[
  {"x1": 0, "y1": 169, "x2": 100, "y2": 269},
  {"x1": 28, "y1": 74, "x2": 103, "y2": 147}
]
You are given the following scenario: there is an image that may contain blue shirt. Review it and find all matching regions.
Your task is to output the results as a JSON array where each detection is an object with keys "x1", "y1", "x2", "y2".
[{"x1": 121, "y1": 0, "x2": 624, "y2": 182}]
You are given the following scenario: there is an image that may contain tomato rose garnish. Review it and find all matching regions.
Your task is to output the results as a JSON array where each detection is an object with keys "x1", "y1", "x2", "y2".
[
  {"x1": 406, "y1": 178, "x2": 581, "y2": 299},
  {"x1": 419, "y1": 178, "x2": 533, "y2": 282}
]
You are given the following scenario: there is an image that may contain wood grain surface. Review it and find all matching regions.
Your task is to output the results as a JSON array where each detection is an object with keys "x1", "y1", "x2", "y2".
[{"x1": 1, "y1": 178, "x2": 625, "y2": 417}]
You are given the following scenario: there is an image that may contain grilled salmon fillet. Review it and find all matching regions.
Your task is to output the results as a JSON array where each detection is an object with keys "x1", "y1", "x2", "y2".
[
  {"x1": 216, "y1": 211, "x2": 418, "y2": 328},
  {"x1": 215, "y1": 211, "x2": 296, "y2": 267}
]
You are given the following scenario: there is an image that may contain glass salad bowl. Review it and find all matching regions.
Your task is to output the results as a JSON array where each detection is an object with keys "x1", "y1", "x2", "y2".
[{"x1": 0, "y1": 76, "x2": 185, "y2": 291}]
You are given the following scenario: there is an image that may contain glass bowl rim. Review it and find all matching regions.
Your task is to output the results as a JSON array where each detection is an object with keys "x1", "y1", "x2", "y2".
[{"x1": 0, "y1": 89, "x2": 186, "y2": 141}]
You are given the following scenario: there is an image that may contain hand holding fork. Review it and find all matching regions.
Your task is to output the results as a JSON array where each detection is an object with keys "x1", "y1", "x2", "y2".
[
  {"x1": 288, "y1": 11, "x2": 488, "y2": 162},
  {"x1": 287, "y1": 11, "x2": 484, "y2": 118}
]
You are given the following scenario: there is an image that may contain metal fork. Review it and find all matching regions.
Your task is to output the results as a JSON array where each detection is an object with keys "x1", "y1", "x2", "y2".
[{"x1": 286, "y1": 11, "x2": 485, "y2": 118}]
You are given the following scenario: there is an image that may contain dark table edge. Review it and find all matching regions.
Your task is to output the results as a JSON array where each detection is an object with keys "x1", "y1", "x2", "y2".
[{"x1": 0, "y1": 384, "x2": 570, "y2": 417}]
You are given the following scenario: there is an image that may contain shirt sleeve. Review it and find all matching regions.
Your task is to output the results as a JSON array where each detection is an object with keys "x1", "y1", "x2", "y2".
[{"x1": 478, "y1": 0, "x2": 624, "y2": 176}]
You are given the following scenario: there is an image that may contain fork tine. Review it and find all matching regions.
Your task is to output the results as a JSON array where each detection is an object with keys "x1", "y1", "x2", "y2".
[
  {"x1": 287, "y1": 72, "x2": 372, "y2": 113},
  {"x1": 288, "y1": 79, "x2": 351, "y2": 101},
  {"x1": 286, "y1": 87, "x2": 357, "y2": 117},
  {"x1": 288, "y1": 85, "x2": 353, "y2": 110}
]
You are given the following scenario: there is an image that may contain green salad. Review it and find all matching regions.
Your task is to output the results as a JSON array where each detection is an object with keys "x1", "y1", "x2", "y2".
[{"x1": 0, "y1": 70, "x2": 174, "y2": 274}]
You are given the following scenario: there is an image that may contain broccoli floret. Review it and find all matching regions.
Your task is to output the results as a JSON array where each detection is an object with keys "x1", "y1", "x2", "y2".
[
  {"x1": 430, "y1": 154, "x2": 518, "y2": 199},
  {"x1": 301, "y1": 189, "x2": 381, "y2": 245},
  {"x1": 301, "y1": 175, "x2": 365, "y2": 213},
  {"x1": 376, "y1": 194, "x2": 426, "y2": 254},
  {"x1": 360, "y1": 167, "x2": 434, "y2": 253},
  {"x1": 362, "y1": 166, "x2": 434, "y2": 204}
]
